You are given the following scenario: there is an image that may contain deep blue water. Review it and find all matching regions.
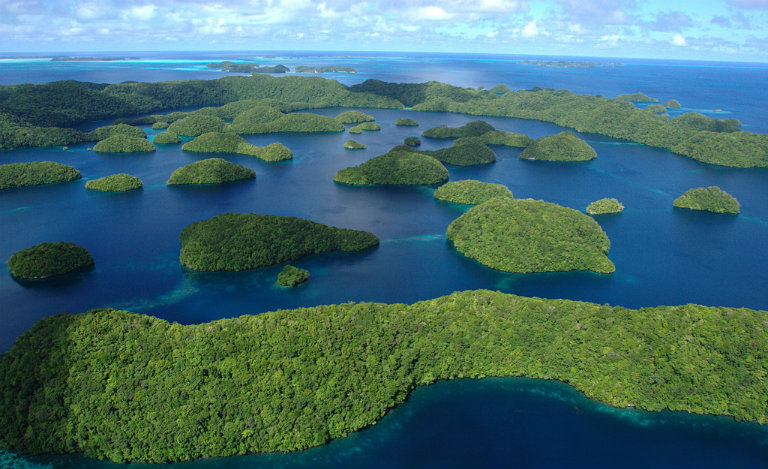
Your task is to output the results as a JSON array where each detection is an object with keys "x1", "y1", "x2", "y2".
[{"x1": 0, "y1": 52, "x2": 767, "y2": 468}]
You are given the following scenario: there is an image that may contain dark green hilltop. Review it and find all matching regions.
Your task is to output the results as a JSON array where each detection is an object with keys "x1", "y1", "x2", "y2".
[
  {"x1": 334, "y1": 149, "x2": 449, "y2": 185},
  {"x1": 277, "y1": 264, "x2": 310, "y2": 287},
  {"x1": 519, "y1": 131, "x2": 597, "y2": 161},
  {"x1": 587, "y1": 198, "x2": 625, "y2": 215},
  {"x1": 7, "y1": 241, "x2": 93, "y2": 280},
  {"x1": 0, "y1": 161, "x2": 81, "y2": 190},
  {"x1": 167, "y1": 158, "x2": 256, "y2": 185},
  {"x1": 673, "y1": 186, "x2": 741, "y2": 214},
  {"x1": 181, "y1": 132, "x2": 292, "y2": 161},
  {"x1": 434, "y1": 180, "x2": 513, "y2": 205},
  {"x1": 85, "y1": 173, "x2": 143, "y2": 192}
]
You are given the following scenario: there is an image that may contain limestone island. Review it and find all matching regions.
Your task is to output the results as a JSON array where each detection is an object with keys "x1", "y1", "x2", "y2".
[
  {"x1": 586, "y1": 198, "x2": 624, "y2": 215},
  {"x1": 295, "y1": 65, "x2": 357, "y2": 73},
  {"x1": 151, "y1": 122, "x2": 169, "y2": 130},
  {"x1": 673, "y1": 186, "x2": 740, "y2": 214},
  {"x1": 167, "y1": 158, "x2": 255, "y2": 185},
  {"x1": 616, "y1": 92, "x2": 658, "y2": 102},
  {"x1": 86, "y1": 173, "x2": 143, "y2": 192},
  {"x1": 349, "y1": 122, "x2": 381, "y2": 134},
  {"x1": 230, "y1": 106, "x2": 285, "y2": 133},
  {"x1": 447, "y1": 197, "x2": 615, "y2": 274},
  {"x1": 519, "y1": 131, "x2": 596, "y2": 161},
  {"x1": 404, "y1": 137, "x2": 421, "y2": 147},
  {"x1": 206, "y1": 62, "x2": 289, "y2": 74},
  {"x1": 93, "y1": 135, "x2": 156, "y2": 153},
  {"x1": 153, "y1": 131, "x2": 181, "y2": 144},
  {"x1": 344, "y1": 140, "x2": 366, "y2": 150},
  {"x1": 7, "y1": 241, "x2": 94, "y2": 280},
  {"x1": 422, "y1": 120, "x2": 495, "y2": 139},
  {"x1": 87, "y1": 124, "x2": 146, "y2": 141},
  {"x1": 167, "y1": 114, "x2": 227, "y2": 137},
  {"x1": 334, "y1": 149, "x2": 449, "y2": 185},
  {"x1": 662, "y1": 99, "x2": 682, "y2": 108},
  {"x1": 434, "y1": 180, "x2": 513, "y2": 205},
  {"x1": 0, "y1": 161, "x2": 81, "y2": 190},
  {"x1": 644, "y1": 104, "x2": 667, "y2": 114},
  {"x1": 238, "y1": 112, "x2": 344, "y2": 134},
  {"x1": 277, "y1": 264, "x2": 310, "y2": 287},
  {"x1": 455, "y1": 130, "x2": 533, "y2": 148},
  {"x1": 335, "y1": 110, "x2": 375, "y2": 124},
  {"x1": 395, "y1": 117, "x2": 419, "y2": 126},
  {"x1": 182, "y1": 132, "x2": 292, "y2": 161},
  {"x1": 400, "y1": 139, "x2": 496, "y2": 166},
  {"x1": 179, "y1": 213, "x2": 379, "y2": 271}
]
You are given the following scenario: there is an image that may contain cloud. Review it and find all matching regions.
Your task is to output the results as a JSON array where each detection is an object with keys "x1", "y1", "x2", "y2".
[
  {"x1": 121, "y1": 5, "x2": 156, "y2": 21},
  {"x1": 726, "y1": 0, "x2": 768, "y2": 8},
  {"x1": 413, "y1": 6, "x2": 453, "y2": 20},
  {"x1": 521, "y1": 19, "x2": 543, "y2": 37},
  {"x1": 670, "y1": 33, "x2": 687, "y2": 46},
  {"x1": 554, "y1": 0, "x2": 636, "y2": 26},
  {"x1": 645, "y1": 11, "x2": 692, "y2": 32}
]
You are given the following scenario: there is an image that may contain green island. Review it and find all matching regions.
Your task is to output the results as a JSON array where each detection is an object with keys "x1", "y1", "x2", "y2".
[
  {"x1": 519, "y1": 131, "x2": 596, "y2": 161},
  {"x1": 673, "y1": 186, "x2": 740, "y2": 214},
  {"x1": 277, "y1": 264, "x2": 310, "y2": 287},
  {"x1": 344, "y1": 140, "x2": 366, "y2": 149},
  {"x1": 662, "y1": 99, "x2": 682, "y2": 108},
  {"x1": 644, "y1": 104, "x2": 667, "y2": 114},
  {"x1": 0, "y1": 76, "x2": 765, "y2": 167},
  {"x1": 230, "y1": 106, "x2": 285, "y2": 133},
  {"x1": 93, "y1": 135, "x2": 155, "y2": 153},
  {"x1": 295, "y1": 65, "x2": 357, "y2": 73},
  {"x1": 7, "y1": 241, "x2": 93, "y2": 280},
  {"x1": 207, "y1": 62, "x2": 289, "y2": 74},
  {"x1": 0, "y1": 161, "x2": 81, "y2": 190},
  {"x1": 434, "y1": 180, "x2": 513, "y2": 205},
  {"x1": 349, "y1": 122, "x2": 381, "y2": 134},
  {"x1": 334, "y1": 149, "x2": 449, "y2": 185},
  {"x1": 422, "y1": 120, "x2": 495, "y2": 139},
  {"x1": 167, "y1": 114, "x2": 227, "y2": 137},
  {"x1": 586, "y1": 198, "x2": 624, "y2": 215},
  {"x1": 335, "y1": 110, "x2": 375, "y2": 124},
  {"x1": 240, "y1": 112, "x2": 345, "y2": 134},
  {"x1": 616, "y1": 92, "x2": 657, "y2": 102},
  {"x1": 395, "y1": 117, "x2": 419, "y2": 126},
  {"x1": 151, "y1": 122, "x2": 169, "y2": 130},
  {"x1": 0, "y1": 289, "x2": 765, "y2": 463},
  {"x1": 455, "y1": 130, "x2": 533, "y2": 148},
  {"x1": 85, "y1": 173, "x2": 143, "y2": 192},
  {"x1": 489, "y1": 84, "x2": 511, "y2": 94},
  {"x1": 153, "y1": 131, "x2": 181, "y2": 144},
  {"x1": 182, "y1": 132, "x2": 292, "y2": 161},
  {"x1": 447, "y1": 197, "x2": 614, "y2": 274},
  {"x1": 404, "y1": 136, "x2": 420, "y2": 147},
  {"x1": 180, "y1": 213, "x2": 378, "y2": 271},
  {"x1": 167, "y1": 158, "x2": 255, "y2": 185},
  {"x1": 408, "y1": 139, "x2": 497, "y2": 166},
  {"x1": 87, "y1": 123, "x2": 146, "y2": 141}
]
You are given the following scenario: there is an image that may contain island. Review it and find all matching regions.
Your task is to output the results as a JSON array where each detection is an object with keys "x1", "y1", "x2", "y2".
[
  {"x1": 616, "y1": 92, "x2": 658, "y2": 102},
  {"x1": 673, "y1": 186, "x2": 740, "y2": 214},
  {"x1": 434, "y1": 180, "x2": 513, "y2": 205},
  {"x1": 277, "y1": 264, "x2": 310, "y2": 287},
  {"x1": 454, "y1": 130, "x2": 533, "y2": 148},
  {"x1": 644, "y1": 104, "x2": 667, "y2": 114},
  {"x1": 167, "y1": 158, "x2": 256, "y2": 185},
  {"x1": 167, "y1": 114, "x2": 227, "y2": 137},
  {"x1": 230, "y1": 106, "x2": 285, "y2": 133},
  {"x1": 153, "y1": 131, "x2": 181, "y2": 144},
  {"x1": 0, "y1": 289, "x2": 765, "y2": 463},
  {"x1": 87, "y1": 123, "x2": 146, "y2": 141},
  {"x1": 237, "y1": 112, "x2": 345, "y2": 134},
  {"x1": 179, "y1": 213, "x2": 379, "y2": 271},
  {"x1": 151, "y1": 122, "x2": 169, "y2": 130},
  {"x1": 295, "y1": 65, "x2": 357, "y2": 73},
  {"x1": 85, "y1": 173, "x2": 143, "y2": 192},
  {"x1": 404, "y1": 137, "x2": 420, "y2": 147},
  {"x1": 488, "y1": 84, "x2": 511, "y2": 95},
  {"x1": 349, "y1": 122, "x2": 381, "y2": 134},
  {"x1": 411, "y1": 139, "x2": 497, "y2": 166},
  {"x1": 519, "y1": 131, "x2": 597, "y2": 161},
  {"x1": 7, "y1": 241, "x2": 94, "y2": 280},
  {"x1": 447, "y1": 197, "x2": 615, "y2": 273},
  {"x1": 422, "y1": 120, "x2": 495, "y2": 139},
  {"x1": 395, "y1": 117, "x2": 419, "y2": 126},
  {"x1": 344, "y1": 140, "x2": 366, "y2": 149},
  {"x1": 93, "y1": 135, "x2": 156, "y2": 153},
  {"x1": 206, "y1": 62, "x2": 289, "y2": 74},
  {"x1": 586, "y1": 198, "x2": 624, "y2": 214},
  {"x1": 0, "y1": 161, "x2": 81, "y2": 190},
  {"x1": 182, "y1": 132, "x2": 292, "y2": 161},
  {"x1": 662, "y1": 99, "x2": 682, "y2": 108},
  {"x1": 335, "y1": 110, "x2": 374, "y2": 124},
  {"x1": 334, "y1": 149, "x2": 449, "y2": 185}
]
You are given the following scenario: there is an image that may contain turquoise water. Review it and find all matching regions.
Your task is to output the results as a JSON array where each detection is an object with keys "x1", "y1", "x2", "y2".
[{"x1": 0, "y1": 53, "x2": 767, "y2": 467}]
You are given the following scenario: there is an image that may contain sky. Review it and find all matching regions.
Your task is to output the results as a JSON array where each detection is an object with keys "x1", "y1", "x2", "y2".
[{"x1": 0, "y1": 0, "x2": 767, "y2": 61}]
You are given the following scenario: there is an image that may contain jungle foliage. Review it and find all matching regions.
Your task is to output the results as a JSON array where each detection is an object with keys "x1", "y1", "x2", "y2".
[
  {"x1": 404, "y1": 137, "x2": 421, "y2": 147},
  {"x1": 276, "y1": 264, "x2": 310, "y2": 287},
  {"x1": 167, "y1": 114, "x2": 228, "y2": 137},
  {"x1": 586, "y1": 198, "x2": 625, "y2": 215},
  {"x1": 334, "y1": 149, "x2": 449, "y2": 185},
  {"x1": 447, "y1": 197, "x2": 615, "y2": 274},
  {"x1": 86, "y1": 124, "x2": 146, "y2": 141},
  {"x1": 153, "y1": 132, "x2": 181, "y2": 144},
  {"x1": 433, "y1": 180, "x2": 513, "y2": 205},
  {"x1": 348, "y1": 122, "x2": 381, "y2": 134},
  {"x1": 422, "y1": 120, "x2": 495, "y2": 139},
  {"x1": 93, "y1": 135, "x2": 155, "y2": 153},
  {"x1": 85, "y1": 173, "x2": 143, "y2": 192},
  {"x1": 179, "y1": 213, "x2": 379, "y2": 271},
  {"x1": 417, "y1": 139, "x2": 497, "y2": 166},
  {"x1": 395, "y1": 118, "x2": 419, "y2": 126},
  {"x1": 167, "y1": 158, "x2": 256, "y2": 185},
  {"x1": 182, "y1": 132, "x2": 292, "y2": 161},
  {"x1": 0, "y1": 161, "x2": 81, "y2": 190},
  {"x1": 344, "y1": 140, "x2": 366, "y2": 149},
  {"x1": 519, "y1": 131, "x2": 597, "y2": 161},
  {"x1": 335, "y1": 110, "x2": 374, "y2": 124},
  {"x1": 673, "y1": 186, "x2": 741, "y2": 214},
  {"x1": 454, "y1": 130, "x2": 533, "y2": 148},
  {"x1": 7, "y1": 241, "x2": 93, "y2": 279}
]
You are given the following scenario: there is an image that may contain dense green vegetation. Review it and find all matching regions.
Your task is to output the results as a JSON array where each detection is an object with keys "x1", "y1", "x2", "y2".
[
  {"x1": 422, "y1": 120, "x2": 495, "y2": 139},
  {"x1": 455, "y1": 130, "x2": 533, "y2": 148},
  {"x1": 412, "y1": 139, "x2": 497, "y2": 166},
  {"x1": 206, "y1": 62, "x2": 289, "y2": 74},
  {"x1": 489, "y1": 84, "x2": 511, "y2": 94},
  {"x1": 151, "y1": 122, "x2": 169, "y2": 130},
  {"x1": 434, "y1": 180, "x2": 513, "y2": 205},
  {"x1": 93, "y1": 135, "x2": 155, "y2": 153},
  {"x1": 519, "y1": 131, "x2": 597, "y2": 161},
  {"x1": 673, "y1": 186, "x2": 741, "y2": 214},
  {"x1": 277, "y1": 265, "x2": 310, "y2": 287},
  {"x1": 1, "y1": 289, "x2": 766, "y2": 463},
  {"x1": 616, "y1": 92, "x2": 657, "y2": 102},
  {"x1": 240, "y1": 112, "x2": 345, "y2": 134},
  {"x1": 167, "y1": 158, "x2": 256, "y2": 185},
  {"x1": 85, "y1": 173, "x2": 143, "y2": 192},
  {"x1": 7, "y1": 241, "x2": 93, "y2": 279},
  {"x1": 662, "y1": 99, "x2": 681, "y2": 108},
  {"x1": 182, "y1": 132, "x2": 292, "y2": 161},
  {"x1": 167, "y1": 114, "x2": 227, "y2": 137},
  {"x1": 230, "y1": 106, "x2": 284, "y2": 133},
  {"x1": 644, "y1": 104, "x2": 667, "y2": 114},
  {"x1": 334, "y1": 149, "x2": 449, "y2": 185},
  {"x1": 349, "y1": 122, "x2": 381, "y2": 134},
  {"x1": 404, "y1": 136, "x2": 421, "y2": 147},
  {"x1": 395, "y1": 117, "x2": 418, "y2": 126},
  {"x1": 153, "y1": 131, "x2": 181, "y2": 144},
  {"x1": 179, "y1": 213, "x2": 379, "y2": 271},
  {"x1": 86, "y1": 123, "x2": 146, "y2": 141},
  {"x1": 447, "y1": 197, "x2": 614, "y2": 273},
  {"x1": 586, "y1": 198, "x2": 624, "y2": 215},
  {"x1": 0, "y1": 161, "x2": 81, "y2": 190},
  {"x1": 344, "y1": 140, "x2": 366, "y2": 149},
  {"x1": 335, "y1": 110, "x2": 374, "y2": 124}
]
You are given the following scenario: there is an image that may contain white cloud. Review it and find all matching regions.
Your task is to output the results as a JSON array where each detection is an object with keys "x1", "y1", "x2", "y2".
[
  {"x1": 670, "y1": 33, "x2": 687, "y2": 46},
  {"x1": 521, "y1": 19, "x2": 545, "y2": 37},
  {"x1": 121, "y1": 5, "x2": 156, "y2": 21},
  {"x1": 414, "y1": 6, "x2": 453, "y2": 20},
  {"x1": 600, "y1": 34, "x2": 621, "y2": 46}
]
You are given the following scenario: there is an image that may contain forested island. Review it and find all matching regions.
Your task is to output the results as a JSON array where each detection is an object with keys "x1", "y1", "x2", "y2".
[
  {"x1": 153, "y1": 131, "x2": 181, "y2": 144},
  {"x1": 422, "y1": 120, "x2": 496, "y2": 139},
  {"x1": 349, "y1": 122, "x2": 380, "y2": 133},
  {"x1": 85, "y1": 173, "x2": 143, "y2": 192},
  {"x1": 395, "y1": 118, "x2": 418, "y2": 126},
  {"x1": 7, "y1": 241, "x2": 93, "y2": 280},
  {"x1": 402, "y1": 139, "x2": 497, "y2": 166},
  {"x1": 207, "y1": 62, "x2": 289, "y2": 74},
  {"x1": 447, "y1": 197, "x2": 615, "y2": 273},
  {"x1": 167, "y1": 158, "x2": 256, "y2": 185},
  {"x1": 277, "y1": 264, "x2": 310, "y2": 287},
  {"x1": 179, "y1": 213, "x2": 379, "y2": 271},
  {"x1": 334, "y1": 149, "x2": 449, "y2": 185},
  {"x1": 335, "y1": 110, "x2": 374, "y2": 124},
  {"x1": 586, "y1": 198, "x2": 624, "y2": 215},
  {"x1": 0, "y1": 161, "x2": 81, "y2": 190},
  {"x1": 434, "y1": 180, "x2": 513, "y2": 205},
  {"x1": 1, "y1": 289, "x2": 766, "y2": 463},
  {"x1": 519, "y1": 131, "x2": 596, "y2": 161},
  {"x1": 1, "y1": 75, "x2": 765, "y2": 167},
  {"x1": 181, "y1": 132, "x2": 292, "y2": 161},
  {"x1": 344, "y1": 140, "x2": 366, "y2": 149},
  {"x1": 295, "y1": 66, "x2": 357, "y2": 73},
  {"x1": 93, "y1": 135, "x2": 155, "y2": 153},
  {"x1": 673, "y1": 186, "x2": 741, "y2": 214}
]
